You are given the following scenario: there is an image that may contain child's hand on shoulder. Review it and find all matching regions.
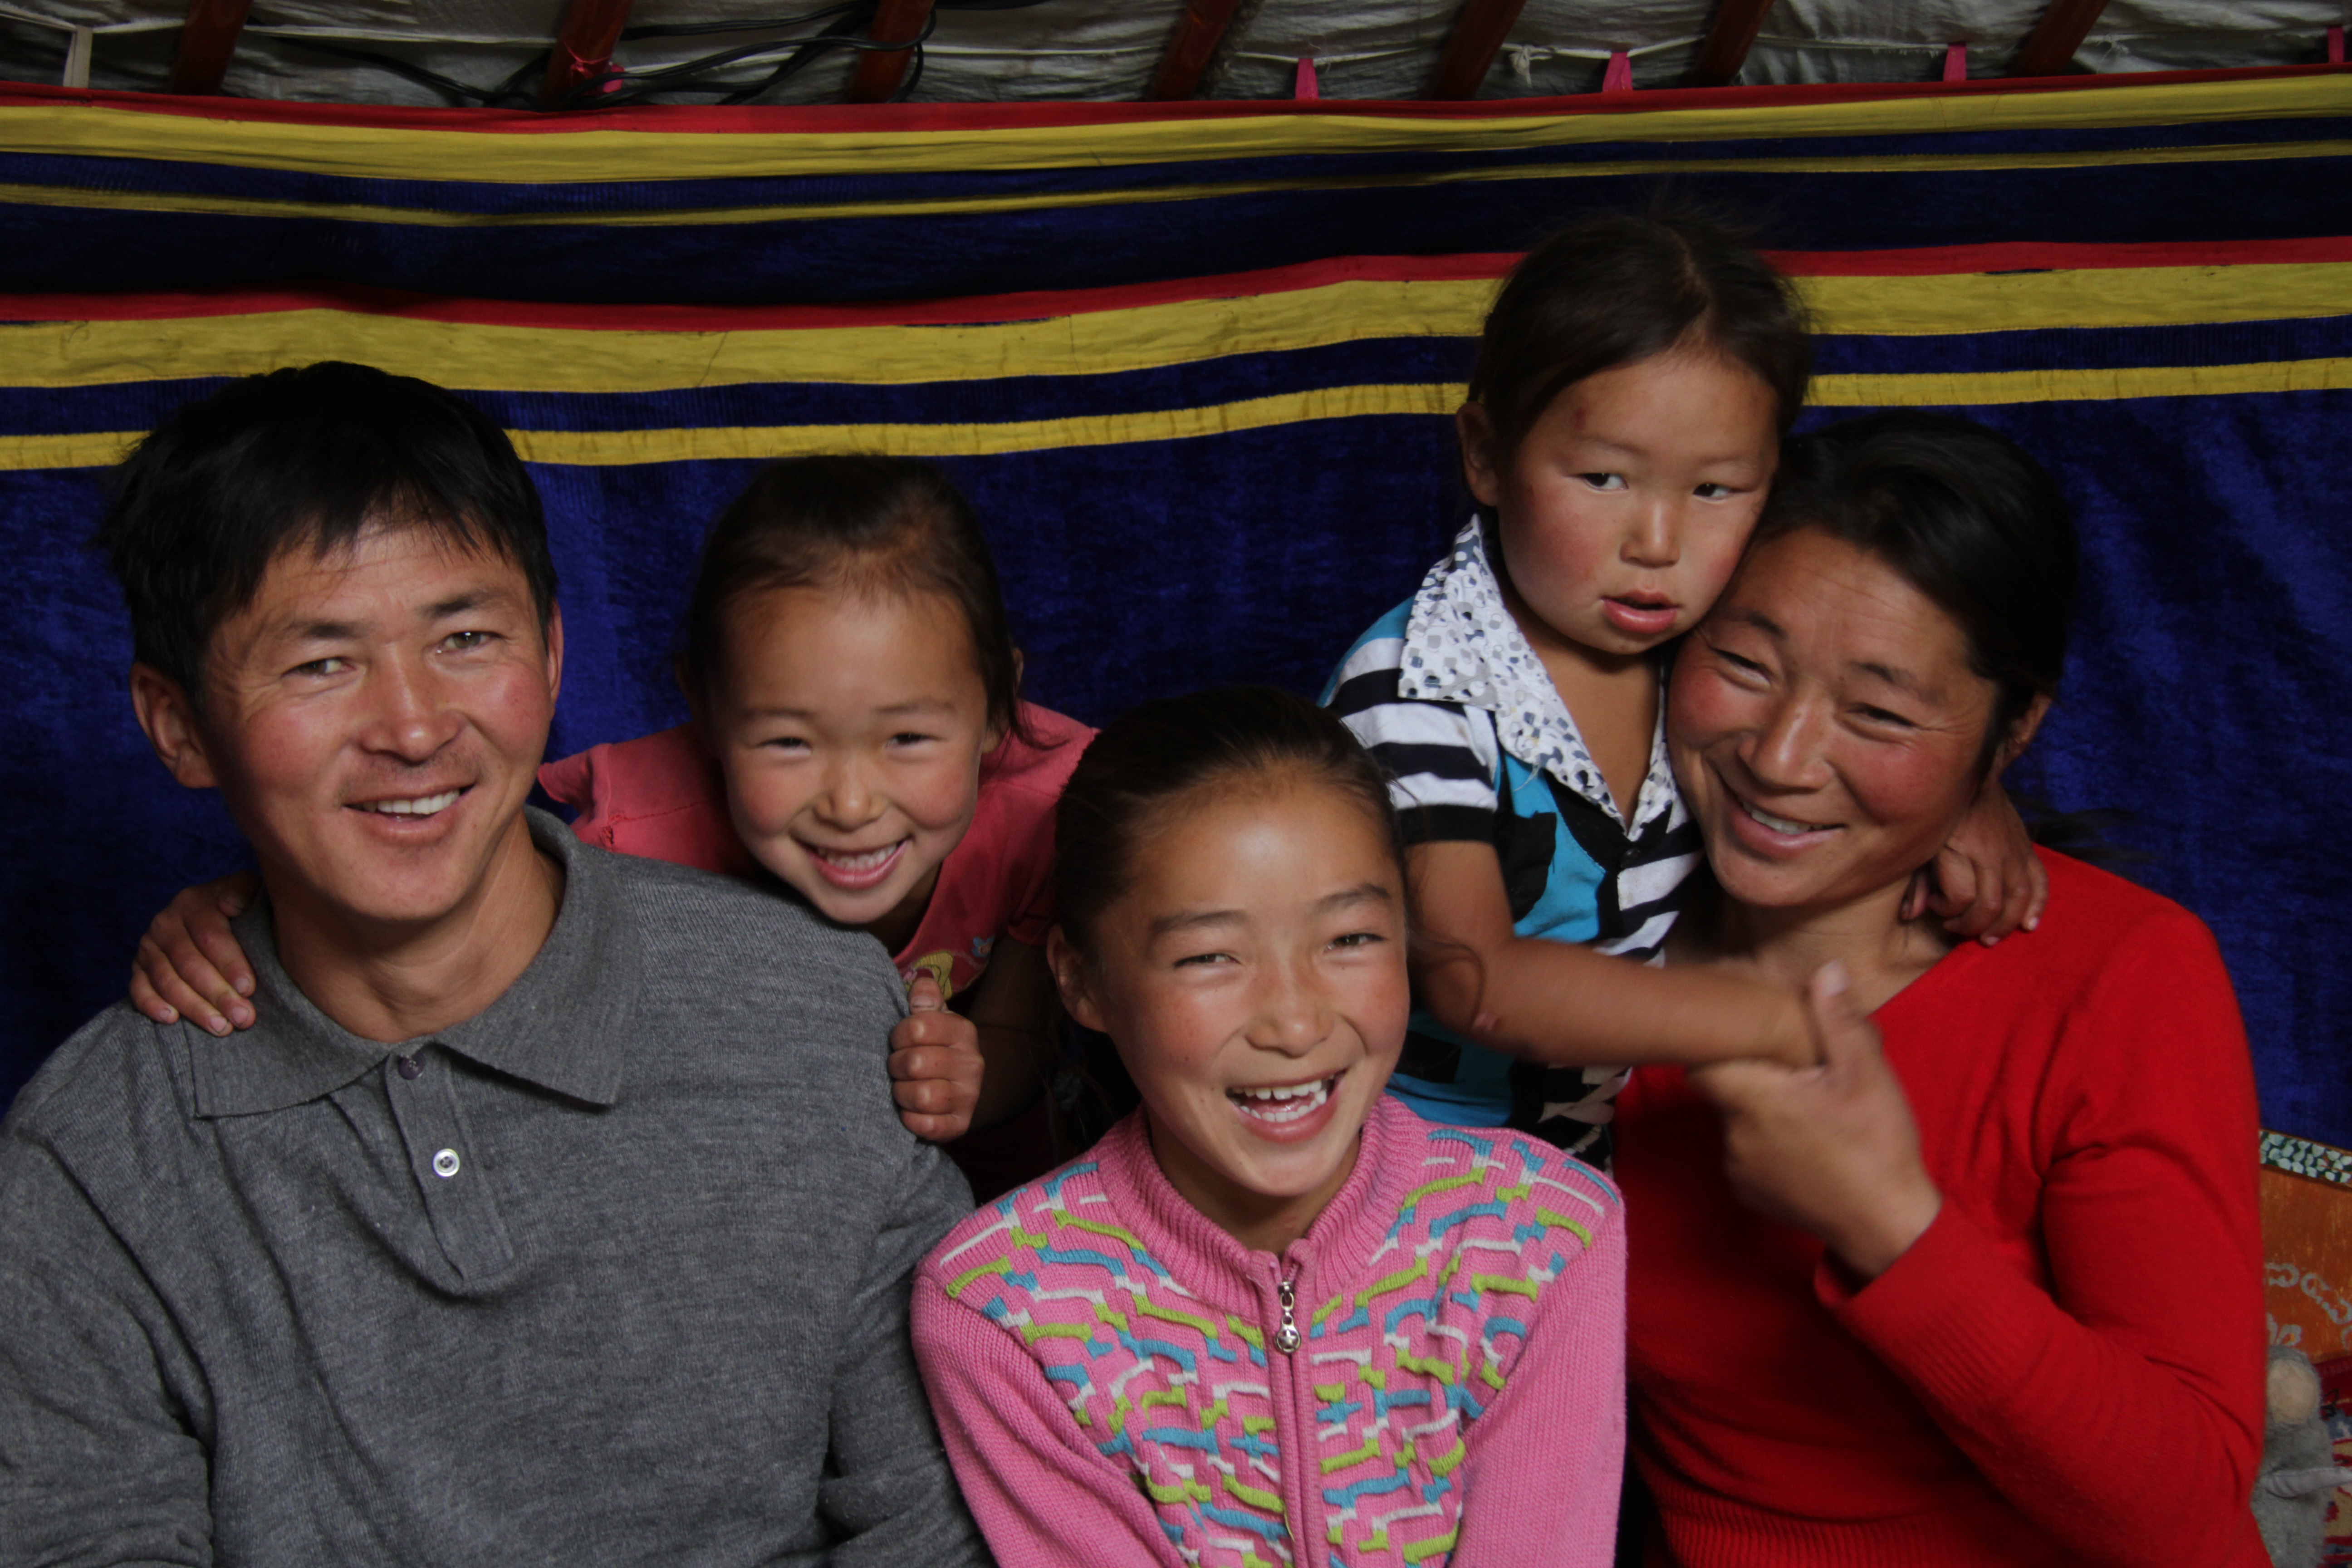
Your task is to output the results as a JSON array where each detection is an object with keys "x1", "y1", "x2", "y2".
[
  {"x1": 1906, "y1": 781, "x2": 2047, "y2": 945},
  {"x1": 888, "y1": 973, "x2": 984, "y2": 1143},
  {"x1": 130, "y1": 873, "x2": 261, "y2": 1035}
]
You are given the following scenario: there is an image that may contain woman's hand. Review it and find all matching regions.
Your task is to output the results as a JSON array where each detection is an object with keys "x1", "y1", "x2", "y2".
[
  {"x1": 1905, "y1": 780, "x2": 2047, "y2": 944},
  {"x1": 1688, "y1": 963, "x2": 1942, "y2": 1280},
  {"x1": 887, "y1": 973, "x2": 985, "y2": 1143},
  {"x1": 130, "y1": 873, "x2": 261, "y2": 1035}
]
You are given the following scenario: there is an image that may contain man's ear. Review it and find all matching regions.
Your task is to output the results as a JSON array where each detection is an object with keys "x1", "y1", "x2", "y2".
[
  {"x1": 128, "y1": 664, "x2": 219, "y2": 790},
  {"x1": 541, "y1": 599, "x2": 565, "y2": 707},
  {"x1": 1455, "y1": 402, "x2": 1504, "y2": 508},
  {"x1": 1994, "y1": 693, "x2": 2053, "y2": 776},
  {"x1": 1044, "y1": 926, "x2": 1107, "y2": 1034}
]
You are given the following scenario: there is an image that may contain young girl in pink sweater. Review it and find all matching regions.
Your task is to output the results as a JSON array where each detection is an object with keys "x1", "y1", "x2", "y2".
[{"x1": 912, "y1": 686, "x2": 1626, "y2": 1568}]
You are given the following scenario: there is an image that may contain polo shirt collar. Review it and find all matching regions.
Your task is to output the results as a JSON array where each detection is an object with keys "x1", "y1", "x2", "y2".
[
  {"x1": 1399, "y1": 514, "x2": 1679, "y2": 835},
  {"x1": 188, "y1": 808, "x2": 640, "y2": 1117}
]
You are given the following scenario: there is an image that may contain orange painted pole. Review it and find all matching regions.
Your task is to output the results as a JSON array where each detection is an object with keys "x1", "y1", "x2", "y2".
[
  {"x1": 1147, "y1": 0, "x2": 1250, "y2": 101},
  {"x1": 167, "y1": 0, "x2": 253, "y2": 95},
  {"x1": 847, "y1": 0, "x2": 935, "y2": 103},
  {"x1": 2010, "y1": 0, "x2": 2111, "y2": 78},
  {"x1": 1686, "y1": 0, "x2": 1778, "y2": 87},
  {"x1": 540, "y1": 0, "x2": 637, "y2": 108},
  {"x1": 1426, "y1": 0, "x2": 1530, "y2": 100}
]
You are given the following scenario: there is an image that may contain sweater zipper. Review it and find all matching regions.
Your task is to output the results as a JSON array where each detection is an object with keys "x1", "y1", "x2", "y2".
[
  {"x1": 1274, "y1": 1274, "x2": 1299, "y2": 1354},
  {"x1": 1269, "y1": 1256, "x2": 1323, "y2": 1568}
]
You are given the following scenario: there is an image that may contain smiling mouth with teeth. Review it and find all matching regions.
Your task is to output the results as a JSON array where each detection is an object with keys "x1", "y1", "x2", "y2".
[
  {"x1": 354, "y1": 789, "x2": 464, "y2": 818},
  {"x1": 1740, "y1": 796, "x2": 1836, "y2": 836},
  {"x1": 1228, "y1": 1075, "x2": 1338, "y2": 1126}
]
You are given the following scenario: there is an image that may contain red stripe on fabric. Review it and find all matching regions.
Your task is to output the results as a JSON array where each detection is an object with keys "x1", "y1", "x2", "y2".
[
  {"x1": 0, "y1": 63, "x2": 2342, "y2": 137},
  {"x1": 4, "y1": 235, "x2": 2348, "y2": 333}
]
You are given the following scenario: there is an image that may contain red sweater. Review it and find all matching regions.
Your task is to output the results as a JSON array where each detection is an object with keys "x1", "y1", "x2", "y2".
[{"x1": 1615, "y1": 850, "x2": 2267, "y2": 1568}]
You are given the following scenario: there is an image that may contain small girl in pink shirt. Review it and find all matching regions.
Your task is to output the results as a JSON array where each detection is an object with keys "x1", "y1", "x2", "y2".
[
  {"x1": 127, "y1": 457, "x2": 1090, "y2": 1196},
  {"x1": 912, "y1": 687, "x2": 1626, "y2": 1568}
]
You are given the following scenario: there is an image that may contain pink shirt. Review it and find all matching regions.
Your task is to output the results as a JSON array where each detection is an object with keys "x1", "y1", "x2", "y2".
[
  {"x1": 537, "y1": 703, "x2": 1094, "y2": 993},
  {"x1": 911, "y1": 1096, "x2": 1628, "y2": 1568}
]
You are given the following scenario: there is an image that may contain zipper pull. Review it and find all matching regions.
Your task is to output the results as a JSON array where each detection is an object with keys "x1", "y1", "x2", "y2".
[{"x1": 1274, "y1": 1276, "x2": 1299, "y2": 1355}]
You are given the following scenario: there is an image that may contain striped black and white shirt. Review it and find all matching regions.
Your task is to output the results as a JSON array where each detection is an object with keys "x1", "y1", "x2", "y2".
[{"x1": 1321, "y1": 518, "x2": 1704, "y2": 1163}]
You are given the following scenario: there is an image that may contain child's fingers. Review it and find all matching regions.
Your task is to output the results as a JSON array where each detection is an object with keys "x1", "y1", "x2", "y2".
[
  {"x1": 2022, "y1": 854, "x2": 2050, "y2": 931},
  {"x1": 892, "y1": 1073, "x2": 965, "y2": 1116},
  {"x1": 906, "y1": 973, "x2": 945, "y2": 1013},
  {"x1": 1942, "y1": 859, "x2": 2005, "y2": 942},
  {"x1": 896, "y1": 1108, "x2": 972, "y2": 1143},
  {"x1": 1805, "y1": 961, "x2": 1881, "y2": 1073},
  {"x1": 134, "y1": 937, "x2": 240, "y2": 1035},
  {"x1": 1899, "y1": 869, "x2": 1931, "y2": 924},
  {"x1": 1687, "y1": 1058, "x2": 1792, "y2": 1111},
  {"x1": 212, "y1": 870, "x2": 260, "y2": 920},
  {"x1": 159, "y1": 928, "x2": 255, "y2": 1028}
]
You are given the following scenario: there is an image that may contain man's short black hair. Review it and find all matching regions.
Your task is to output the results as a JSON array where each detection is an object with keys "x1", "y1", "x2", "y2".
[{"x1": 93, "y1": 361, "x2": 557, "y2": 702}]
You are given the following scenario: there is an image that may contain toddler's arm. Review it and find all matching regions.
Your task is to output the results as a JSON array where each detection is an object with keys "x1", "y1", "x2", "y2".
[
  {"x1": 1906, "y1": 779, "x2": 2048, "y2": 943},
  {"x1": 129, "y1": 873, "x2": 259, "y2": 1035},
  {"x1": 1410, "y1": 841, "x2": 1814, "y2": 1069}
]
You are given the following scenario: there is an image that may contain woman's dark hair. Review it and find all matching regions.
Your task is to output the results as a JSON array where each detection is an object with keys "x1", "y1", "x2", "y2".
[
  {"x1": 1753, "y1": 410, "x2": 2079, "y2": 764},
  {"x1": 1054, "y1": 686, "x2": 1402, "y2": 951},
  {"x1": 680, "y1": 456, "x2": 1026, "y2": 741},
  {"x1": 94, "y1": 361, "x2": 554, "y2": 706},
  {"x1": 1469, "y1": 210, "x2": 1813, "y2": 466}
]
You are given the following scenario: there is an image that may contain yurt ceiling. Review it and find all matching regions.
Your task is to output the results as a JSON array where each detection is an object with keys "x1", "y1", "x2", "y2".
[{"x1": 0, "y1": 1, "x2": 2342, "y2": 110}]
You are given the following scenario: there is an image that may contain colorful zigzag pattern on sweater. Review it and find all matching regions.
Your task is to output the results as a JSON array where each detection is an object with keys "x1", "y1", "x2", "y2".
[{"x1": 936, "y1": 1121, "x2": 1617, "y2": 1568}]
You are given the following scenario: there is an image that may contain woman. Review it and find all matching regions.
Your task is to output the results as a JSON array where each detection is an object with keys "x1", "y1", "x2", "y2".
[{"x1": 1615, "y1": 412, "x2": 2268, "y2": 1567}]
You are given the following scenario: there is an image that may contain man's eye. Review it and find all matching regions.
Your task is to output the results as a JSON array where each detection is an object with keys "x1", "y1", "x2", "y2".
[
  {"x1": 443, "y1": 629, "x2": 493, "y2": 652},
  {"x1": 290, "y1": 656, "x2": 349, "y2": 678},
  {"x1": 1581, "y1": 472, "x2": 1627, "y2": 491}
]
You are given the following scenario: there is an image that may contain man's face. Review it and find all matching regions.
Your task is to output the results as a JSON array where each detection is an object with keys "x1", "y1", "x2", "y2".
[{"x1": 139, "y1": 523, "x2": 560, "y2": 939}]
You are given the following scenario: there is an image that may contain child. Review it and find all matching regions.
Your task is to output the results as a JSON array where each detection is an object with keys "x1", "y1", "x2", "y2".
[
  {"x1": 127, "y1": 456, "x2": 1090, "y2": 1196},
  {"x1": 1324, "y1": 212, "x2": 2043, "y2": 1161},
  {"x1": 912, "y1": 687, "x2": 1626, "y2": 1568}
]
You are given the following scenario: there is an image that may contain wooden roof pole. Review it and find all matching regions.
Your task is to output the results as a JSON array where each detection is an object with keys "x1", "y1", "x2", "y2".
[
  {"x1": 1426, "y1": 0, "x2": 1529, "y2": 99},
  {"x1": 540, "y1": 0, "x2": 638, "y2": 108},
  {"x1": 1147, "y1": 0, "x2": 1250, "y2": 101},
  {"x1": 1686, "y1": 0, "x2": 1778, "y2": 87},
  {"x1": 848, "y1": 0, "x2": 936, "y2": 102},
  {"x1": 167, "y1": 0, "x2": 253, "y2": 95},
  {"x1": 2010, "y1": 0, "x2": 2111, "y2": 77}
]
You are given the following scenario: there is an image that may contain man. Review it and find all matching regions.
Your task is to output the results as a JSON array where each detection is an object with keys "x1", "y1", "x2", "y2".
[{"x1": 0, "y1": 363, "x2": 988, "y2": 1564}]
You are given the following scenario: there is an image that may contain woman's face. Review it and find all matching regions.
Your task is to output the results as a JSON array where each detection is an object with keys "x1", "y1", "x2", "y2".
[{"x1": 1670, "y1": 528, "x2": 2003, "y2": 915}]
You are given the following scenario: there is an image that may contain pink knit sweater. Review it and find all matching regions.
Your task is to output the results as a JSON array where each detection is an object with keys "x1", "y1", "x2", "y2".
[{"x1": 911, "y1": 1095, "x2": 1627, "y2": 1568}]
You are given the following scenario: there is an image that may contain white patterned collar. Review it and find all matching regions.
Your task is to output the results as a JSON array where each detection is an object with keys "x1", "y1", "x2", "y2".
[{"x1": 1398, "y1": 517, "x2": 1678, "y2": 834}]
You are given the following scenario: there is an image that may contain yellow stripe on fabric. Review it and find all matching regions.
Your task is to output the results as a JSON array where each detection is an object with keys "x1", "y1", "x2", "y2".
[
  {"x1": 3, "y1": 137, "x2": 2345, "y2": 230},
  {"x1": 507, "y1": 383, "x2": 1461, "y2": 464},
  {"x1": 10, "y1": 360, "x2": 2349, "y2": 474},
  {"x1": 0, "y1": 279, "x2": 1496, "y2": 392},
  {"x1": 1813, "y1": 357, "x2": 2352, "y2": 406},
  {"x1": 0, "y1": 74, "x2": 2344, "y2": 183},
  {"x1": 11, "y1": 266, "x2": 2352, "y2": 396}
]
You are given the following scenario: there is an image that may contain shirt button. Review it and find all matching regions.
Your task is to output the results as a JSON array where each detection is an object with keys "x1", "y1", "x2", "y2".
[
  {"x1": 431, "y1": 1149, "x2": 461, "y2": 1179},
  {"x1": 395, "y1": 1054, "x2": 422, "y2": 1080}
]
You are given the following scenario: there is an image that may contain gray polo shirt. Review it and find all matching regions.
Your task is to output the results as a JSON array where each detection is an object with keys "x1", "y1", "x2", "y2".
[{"x1": 0, "y1": 809, "x2": 989, "y2": 1566}]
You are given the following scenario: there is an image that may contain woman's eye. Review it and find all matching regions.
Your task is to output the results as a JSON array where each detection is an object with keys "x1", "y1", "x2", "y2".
[
  {"x1": 1710, "y1": 644, "x2": 1768, "y2": 678},
  {"x1": 1854, "y1": 705, "x2": 1916, "y2": 729},
  {"x1": 1580, "y1": 472, "x2": 1627, "y2": 491}
]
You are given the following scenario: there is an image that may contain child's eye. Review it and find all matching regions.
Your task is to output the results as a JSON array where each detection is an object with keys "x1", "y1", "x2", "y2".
[
  {"x1": 1580, "y1": 472, "x2": 1627, "y2": 491},
  {"x1": 1329, "y1": 930, "x2": 1385, "y2": 951},
  {"x1": 1694, "y1": 482, "x2": 1735, "y2": 500},
  {"x1": 887, "y1": 731, "x2": 939, "y2": 747},
  {"x1": 1172, "y1": 950, "x2": 1233, "y2": 969},
  {"x1": 760, "y1": 735, "x2": 812, "y2": 753}
]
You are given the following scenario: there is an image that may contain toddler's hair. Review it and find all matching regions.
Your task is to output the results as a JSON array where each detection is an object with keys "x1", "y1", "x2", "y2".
[
  {"x1": 1470, "y1": 211, "x2": 1813, "y2": 462},
  {"x1": 681, "y1": 456, "x2": 1025, "y2": 738},
  {"x1": 1054, "y1": 687, "x2": 1401, "y2": 951},
  {"x1": 1753, "y1": 410, "x2": 2078, "y2": 766}
]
